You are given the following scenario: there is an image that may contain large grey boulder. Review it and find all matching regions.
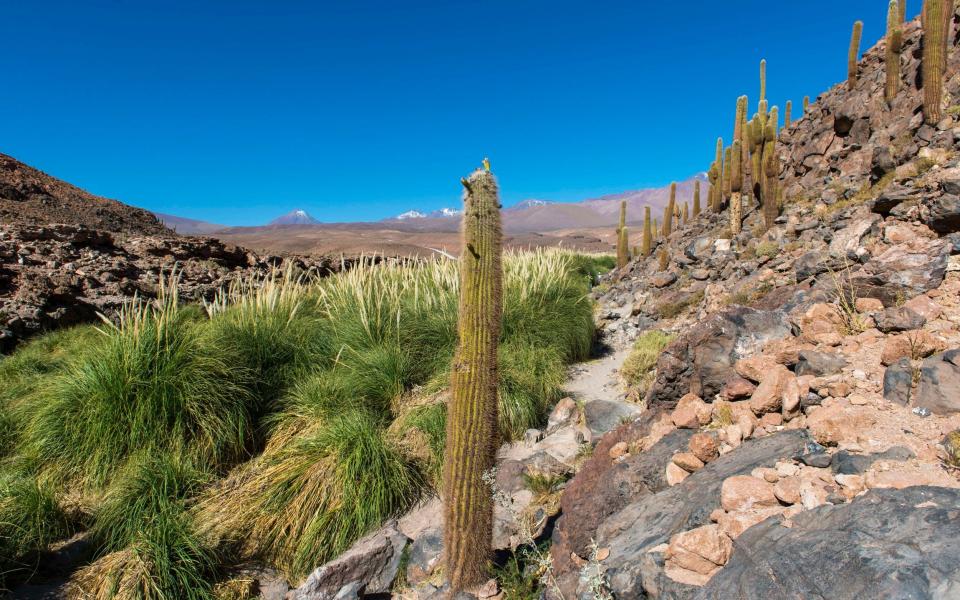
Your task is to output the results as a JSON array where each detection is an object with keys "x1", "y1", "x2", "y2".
[
  {"x1": 288, "y1": 521, "x2": 408, "y2": 600},
  {"x1": 852, "y1": 237, "x2": 950, "y2": 304},
  {"x1": 696, "y1": 486, "x2": 960, "y2": 599},
  {"x1": 914, "y1": 349, "x2": 960, "y2": 415}
]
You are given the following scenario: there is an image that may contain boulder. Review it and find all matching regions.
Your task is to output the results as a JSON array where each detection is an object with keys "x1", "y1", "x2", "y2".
[
  {"x1": 913, "y1": 349, "x2": 960, "y2": 415},
  {"x1": 289, "y1": 521, "x2": 408, "y2": 600},
  {"x1": 874, "y1": 306, "x2": 926, "y2": 333},
  {"x1": 882, "y1": 358, "x2": 914, "y2": 406},
  {"x1": 696, "y1": 487, "x2": 960, "y2": 599},
  {"x1": 794, "y1": 350, "x2": 848, "y2": 377},
  {"x1": 852, "y1": 237, "x2": 950, "y2": 304},
  {"x1": 828, "y1": 214, "x2": 880, "y2": 260},
  {"x1": 923, "y1": 193, "x2": 960, "y2": 234},
  {"x1": 552, "y1": 430, "x2": 810, "y2": 599},
  {"x1": 647, "y1": 307, "x2": 792, "y2": 408}
]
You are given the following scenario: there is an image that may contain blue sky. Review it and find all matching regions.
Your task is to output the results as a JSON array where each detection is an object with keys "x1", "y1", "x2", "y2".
[{"x1": 2, "y1": 1, "x2": 913, "y2": 225}]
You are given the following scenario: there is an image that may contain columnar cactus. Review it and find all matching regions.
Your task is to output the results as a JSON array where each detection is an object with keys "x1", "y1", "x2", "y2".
[
  {"x1": 886, "y1": 1, "x2": 904, "y2": 103},
  {"x1": 658, "y1": 247, "x2": 669, "y2": 271},
  {"x1": 899, "y1": 0, "x2": 906, "y2": 23},
  {"x1": 642, "y1": 205, "x2": 652, "y2": 256},
  {"x1": 729, "y1": 140, "x2": 743, "y2": 235},
  {"x1": 444, "y1": 159, "x2": 503, "y2": 591},
  {"x1": 734, "y1": 96, "x2": 748, "y2": 145},
  {"x1": 922, "y1": 0, "x2": 950, "y2": 125},
  {"x1": 803, "y1": 96, "x2": 810, "y2": 113},
  {"x1": 664, "y1": 183, "x2": 676, "y2": 236},
  {"x1": 784, "y1": 100, "x2": 792, "y2": 130},
  {"x1": 759, "y1": 59, "x2": 767, "y2": 103},
  {"x1": 722, "y1": 147, "x2": 732, "y2": 207},
  {"x1": 692, "y1": 180, "x2": 701, "y2": 217},
  {"x1": 682, "y1": 202, "x2": 689, "y2": 224},
  {"x1": 762, "y1": 137, "x2": 780, "y2": 230},
  {"x1": 616, "y1": 200, "x2": 628, "y2": 268},
  {"x1": 848, "y1": 21, "x2": 864, "y2": 90}
]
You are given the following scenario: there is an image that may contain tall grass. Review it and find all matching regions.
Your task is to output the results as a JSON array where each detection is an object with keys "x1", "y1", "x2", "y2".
[{"x1": 0, "y1": 250, "x2": 604, "y2": 592}]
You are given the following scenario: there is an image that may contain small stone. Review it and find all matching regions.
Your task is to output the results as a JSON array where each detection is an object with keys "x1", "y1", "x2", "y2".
[
  {"x1": 689, "y1": 432, "x2": 720, "y2": 463},
  {"x1": 608, "y1": 441, "x2": 630, "y2": 460},
  {"x1": 725, "y1": 424, "x2": 744, "y2": 448},
  {"x1": 666, "y1": 461, "x2": 691, "y2": 486},
  {"x1": 854, "y1": 297, "x2": 884, "y2": 312},
  {"x1": 672, "y1": 452, "x2": 705, "y2": 473},
  {"x1": 799, "y1": 452, "x2": 833, "y2": 468},
  {"x1": 903, "y1": 295, "x2": 942, "y2": 321},
  {"x1": 736, "y1": 414, "x2": 756, "y2": 438},
  {"x1": 477, "y1": 579, "x2": 500, "y2": 599},
  {"x1": 735, "y1": 355, "x2": 779, "y2": 383},
  {"x1": 773, "y1": 476, "x2": 802, "y2": 504},
  {"x1": 760, "y1": 412, "x2": 783, "y2": 427},
  {"x1": 753, "y1": 467, "x2": 779, "y2": 483},
  {"x1": 826, "y1": 381, "x2": 851, "y2": 398},
  {"x1": 775, "y1": 461, "x2": 799, "y2": 477},
  {"x1": 749, "y1": 365, "x2": 792, "y2": 415},
  {"x1": 721, "y1": 375, "x2": 756, "y2": 401},
  {"x1": 874, "y1": 306, "x2": 926, "y2": 333}
]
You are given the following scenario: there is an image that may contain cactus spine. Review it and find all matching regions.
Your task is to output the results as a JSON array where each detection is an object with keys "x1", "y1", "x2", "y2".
[
  {"x1": 642, "y1": 205, "x2": 652, "y2": 256},
  {"x1": 922, "y1": 0, "x2": 950, "y2": 125},
  {"x1": 616, "y1": 200, "x2": 628, "y2": 268},
  {"x1": 886, "y1": 1, "x2": 904, "y2": 103},
  {"x1": 848, "y1": 21, "x2": 863, "y2": 90},
  {"x1": 692, "y1": 180, "x2": 701, "y2": 217},
  {"x1": 444, "y1": 160, "x2": 503, "y2": 591}
]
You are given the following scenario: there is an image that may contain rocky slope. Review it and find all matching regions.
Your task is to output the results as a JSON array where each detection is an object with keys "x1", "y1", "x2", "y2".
[{"x1": 281, "y1": 9, "x2": 960, "y2": 600}]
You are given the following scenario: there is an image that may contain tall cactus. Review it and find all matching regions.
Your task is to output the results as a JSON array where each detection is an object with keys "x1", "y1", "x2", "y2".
[
  {"x1": 663, "y1": 183, "x2": 676, "y2": 236},
  {"x1": 922, "y1": 0, "x2": 950, "y2": 125},
  {"x1": 762, "y1": 136, "x2": 780, "y2": 230},
  {"x1": 692, "y1": 180, "x2": 701, "y2": 217},
  {"x1": 899, "y1": 0, "x2": 906, "y2": 23},
  {"x1": 729, "y1": 140, "x2": 743, "y2": 235},
  {"x1": 721, "y1": 147, "x2": 732, "y2": 208},
  {"x1": 444, "y1": 159, "x2": 503, "y2": 591},
  {"x1": 848, "y1": 21, "x2": 864, "y2": 90},
  {"x1": 784, "y1": 100, "x2": 792, "y2": 130},
  {"x1": 616, "y1": 200, "x2": 628, "y2": 268},
  {"x1": 803, "y1": 95, "x2": 810, "y2": 113},
  {"x1": 657, "y1": 247, "x2": 669, "y2": 271},
  {"x1": 682, "y1": 202, "x2": 689, "y2": 224},
  {"x1": 642, "y1": 205, "x2": 652, "y2": 256},
  {"x1": 886, "y1": 1, "x2": 904, "y2": 103},
  {"x1": 759, "y1": 59, "x2": 767, "y2": 103}
]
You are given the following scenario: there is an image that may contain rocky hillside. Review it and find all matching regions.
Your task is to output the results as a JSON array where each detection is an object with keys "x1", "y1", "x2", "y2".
[
  {"x1": 0, "y1": 153, "x2": 169, "y2": 235},
  {"x1": 278, "y1": 8, "x2": 960, "y2": 600}
]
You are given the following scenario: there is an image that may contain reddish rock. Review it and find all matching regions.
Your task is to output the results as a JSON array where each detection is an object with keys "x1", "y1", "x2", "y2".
[
  {"x1": 689, "y1": 432, "x2": 720, "y2": 463},
  {"x1": 672, "y1": 452, "x2": 705, "y2": 473},
  {"x1": 773, "y1": 477, "x2": 802, "y2": 504},
  {"x1": 721, "y1": 375, "x2": 757, "y2": 401},
  {"x1": 720, "y1": 476, "x2": 779, "y2": 512}
]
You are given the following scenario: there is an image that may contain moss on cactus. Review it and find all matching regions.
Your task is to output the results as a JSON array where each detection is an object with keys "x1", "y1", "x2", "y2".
[{"x1": 443, "y1": 160, "x2": 503, "y2": 590}]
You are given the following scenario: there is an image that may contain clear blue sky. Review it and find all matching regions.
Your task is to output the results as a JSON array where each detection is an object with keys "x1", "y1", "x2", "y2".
[{"x1": 2, "y1": 1, "x2": 914, "y2": 225}]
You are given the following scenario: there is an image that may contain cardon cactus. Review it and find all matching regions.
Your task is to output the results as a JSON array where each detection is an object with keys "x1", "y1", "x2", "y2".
[
  {"x1": 762, "y1": 139, "x2": 780, "y2": 229},
  {"x1": 664, "y1": 182, "x2": 676, "y2": 235},
  {"x1": 729, "y1": 140, "x2": 743, "y2": 235},
  {"x1": 848, "y1": 21, "x2": 863, "y2": 90},
  {"x1": 443, "y1": 159, "x2": 503, "y2": 590},
  {"x1": 616, "y1": 200, "x2": 628, "y2": 268},
  {"x1": 734, "y1": 96, "x2": 748, "y2": 145},
  {"x1": 784, "y1": 100, "x2": 792, "y2": 130},
  {"x1": 759, "y1": 59, "x2": 767, "y2": 103},
  {"x1": 642, "y1": 206, "x2": 653, "y2": 255},
  {"x1": 922, "y1": 0, "x2": 950, "y2": 125},
  {"x1": 722, "y1": 147, "x2": 732, "y2": 206},
  {"x1": 899, "y1": 0, "x2": 907, "y2": 23},
  {"x1": 803, "y1": 95, "x2": 810, "y2": 113},
  {"x1": 886, "y1": 1, "x2": 904, "y2": 103},
  {"x1": 692, "y1": 180, "x2": 701, "y2": 217},
  {"x1": 682, "y1": 202, "x2": 689, "y2": 224},
  {"x1": 658, "y1": 247, "x2": 669, "y2": 271}
]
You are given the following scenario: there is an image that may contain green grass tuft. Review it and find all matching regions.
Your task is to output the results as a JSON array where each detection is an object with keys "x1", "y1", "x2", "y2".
[{"x1": 622, "y1": 330, "x2": 675, "y2": 393}]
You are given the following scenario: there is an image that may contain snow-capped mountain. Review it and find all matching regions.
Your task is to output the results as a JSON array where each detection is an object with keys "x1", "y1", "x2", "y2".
[
  {"x1": 268, "y1": 209, "x2": 321, "y2": 225},
  {"x1": 509, "y1": 199, "x2": 553, "y2": 210},
  {"x1": 391, "y1": 207, "x2": 462, "y2": 220}
]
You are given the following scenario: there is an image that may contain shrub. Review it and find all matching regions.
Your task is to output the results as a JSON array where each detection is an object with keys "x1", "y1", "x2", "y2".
[{"x1": 621, "y1": 331, "x2": 675, "y2": 393}]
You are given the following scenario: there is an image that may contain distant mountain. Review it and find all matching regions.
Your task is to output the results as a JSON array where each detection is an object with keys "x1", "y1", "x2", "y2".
[
  {"x1": 510, "y1": 199, "x2": 553, "y2": 210},
  {"x1": 268, "y1": 209, "x2": 321, "y2": 225},
  {"x1": 391, "y1": 207, "x2": 462, "y2": 220},
  {"x1": 154, "y1": 212, "x2": 226, "y2": 235}
]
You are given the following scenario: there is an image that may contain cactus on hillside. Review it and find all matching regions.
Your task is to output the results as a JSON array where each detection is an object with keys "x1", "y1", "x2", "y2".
[
  {"x1": 762, "y1": 138, "x2": 780, "y2": 230},
  {"x1": 682, "y1": 202, "x2": 689, "y2": 224},
  {"x1": 886, "y1": 1, "x2": 904, "y2": 103},
  {"x1": 616, "y1": 200, "x2": 628, "y2": 268},
  {"x1": 848, "y1": 21, "x2": 863, "y2": 90},
  {"x1": 642, "y1": 205, "x2": 652, "y2": 256},
  {"x1": 734, "y1": 96, "x2": 748, "y2": 145},
  {"x1": 784, "y1": 100, "x2": 792, "y2": 130},
  {"x1": 759, "y1": 59, "x2": 767, "y2": 103},
  {"x1": 658, "y1": 247, "x2": 669, "y2": 271},
  {"x1": 653, "y1": 218, "x2": 659, "y2": 241},
  {"x1": 729, "y1": 140, "x2": 743, "y2": 235},
  {"x1": 692, "y1": 180, "x2": 701, "y2": 217},
  {"x1": 722, "y1": 147, "x2": 732, "y2": 207},
  {"x1": 803, "y1": 96, "x2": 810, "y2": 113},
  {"x1": 899, "y1": 0, "x2": 906, "y2": 23},
  {"x1": 443, "y1": 159, "x2": 503, "y2": 591},
  {"x1": 922, "y1": 0, "x2": 950, "y2": 125},
  {"x1": 664, "y1": 183, "x2": 676, "y2": 236}
]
